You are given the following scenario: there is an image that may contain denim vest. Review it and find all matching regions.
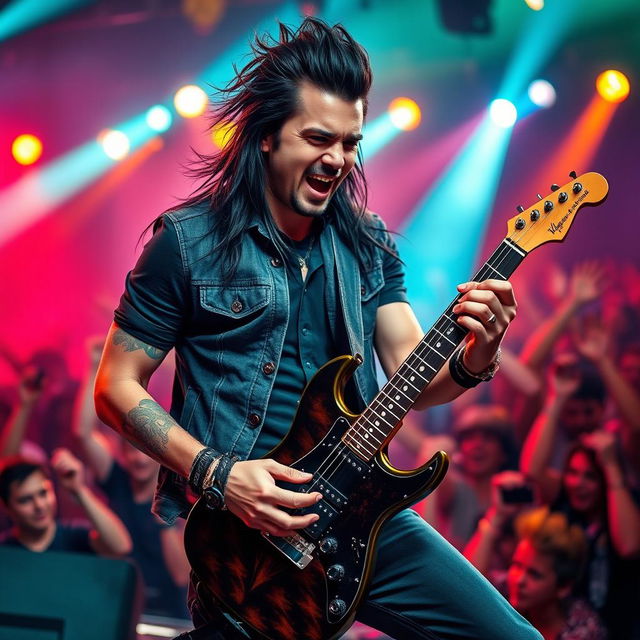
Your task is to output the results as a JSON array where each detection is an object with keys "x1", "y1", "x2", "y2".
[{"x1": 153, "y1": 205, "x2": 388, "y2": 523}]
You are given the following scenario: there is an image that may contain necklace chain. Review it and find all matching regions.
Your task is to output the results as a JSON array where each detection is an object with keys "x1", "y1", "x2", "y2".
[{"x1": 294, "y1": 235, "x2": 316, "y2": 281}]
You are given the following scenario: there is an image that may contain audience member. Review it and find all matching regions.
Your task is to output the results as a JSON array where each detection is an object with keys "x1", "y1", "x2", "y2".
[
  {"x1": 507, "y1": 507, "x2": 607, "y2": 640},
  {"x1": 418, "y1": 405, "x2": 518, "y2": 549},
  {"x1": 0, "y1": 450, "x2": 131, "y2": 555}
]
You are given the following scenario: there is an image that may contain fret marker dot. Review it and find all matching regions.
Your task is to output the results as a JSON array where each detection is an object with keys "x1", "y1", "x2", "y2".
[
  {"x1": 419, "y1": 366, "x2": 425, "y2": 372},
  {"x1": 410, "y1": 376, "x2": 415, "y2": 382},
  {"x1": 403, "y1": 385, "x2": 408, "y2": 392},
  {"x1": 388, "y1": 403, "x2": 394, "y2": 409},
  {"x1": 374, "y1": 421, "x2": 379, "y2": 426},
  {"x1": 395, "y1": 394, "x2": 400, "y2": 400},
  {"x1": 381, "y1": 411, "x2": 386, "y2": 417},
  {"x1": 436, "y1": 342, "x2": 441, "y2": 348}
]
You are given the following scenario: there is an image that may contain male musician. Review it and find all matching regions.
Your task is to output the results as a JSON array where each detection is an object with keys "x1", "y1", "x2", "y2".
[{"x1": 95, "y1": 18, "x2": 541, "y2": 639}]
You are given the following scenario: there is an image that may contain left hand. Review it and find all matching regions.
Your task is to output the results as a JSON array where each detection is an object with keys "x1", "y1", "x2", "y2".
[
  {"x1": 452, "y1": 279, "x2": 517, "y2": 373},
  {"x1": 51, "y1": 448, "x2": 86, "y2": 495}
]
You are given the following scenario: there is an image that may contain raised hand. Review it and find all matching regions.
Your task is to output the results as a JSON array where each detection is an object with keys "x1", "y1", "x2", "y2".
[
  {"x1": 51, "y1": 448, "x2": 86, "y2": 495},
  {"x1": 568, "y1": 261, "x2": 606, "y2": 307},
  {"x1": 575, "y1": 316, "x2": 611, "y2": 362}
]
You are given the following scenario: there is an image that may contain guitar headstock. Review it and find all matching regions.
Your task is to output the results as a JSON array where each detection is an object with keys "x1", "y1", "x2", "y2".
[{"x1": 506, "y1": 172, "x2": 609, "y2": 253}]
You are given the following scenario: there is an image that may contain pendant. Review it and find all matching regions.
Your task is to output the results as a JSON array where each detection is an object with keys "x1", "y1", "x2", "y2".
[{"x1": 299, "y1": 258, "x2": 308, "y2": 282}]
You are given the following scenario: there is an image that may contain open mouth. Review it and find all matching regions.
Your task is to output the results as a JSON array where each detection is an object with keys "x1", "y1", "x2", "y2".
[{"x1": 306, "y1": 174, "x2": 334, "y2": 196}]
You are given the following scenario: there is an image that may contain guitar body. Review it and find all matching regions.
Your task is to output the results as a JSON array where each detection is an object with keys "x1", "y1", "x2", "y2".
[{"x1": 185, "y1": 355, "x2": 449, "y2": 640}]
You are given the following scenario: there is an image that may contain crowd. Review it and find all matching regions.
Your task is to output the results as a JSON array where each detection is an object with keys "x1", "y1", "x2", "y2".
[{"x1": 1, "y1": 258, "x2": 639, "y2": 639}]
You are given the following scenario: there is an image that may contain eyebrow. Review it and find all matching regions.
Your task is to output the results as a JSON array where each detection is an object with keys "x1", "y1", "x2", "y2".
[{"x1": 301, "y1": 127, "x2": 363, "y2": 143}]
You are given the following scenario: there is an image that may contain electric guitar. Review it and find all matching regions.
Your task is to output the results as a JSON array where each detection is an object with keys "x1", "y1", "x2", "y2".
[{"x1": 184, "y1": 172, "x2": 609, "y2": 640}]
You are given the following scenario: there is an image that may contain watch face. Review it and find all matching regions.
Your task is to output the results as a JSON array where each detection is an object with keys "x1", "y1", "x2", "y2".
[{"x1": 204, "y1": 486, "x2": 223, "y2": 510}]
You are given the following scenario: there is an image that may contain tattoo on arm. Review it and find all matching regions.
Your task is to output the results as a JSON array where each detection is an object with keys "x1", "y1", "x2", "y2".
[
  {"x1": 113, "y1": 328, "x2": 165, "y2": 360},
  {"x1": 124, "y1": 399, "x2": 177, "y2": 458}
]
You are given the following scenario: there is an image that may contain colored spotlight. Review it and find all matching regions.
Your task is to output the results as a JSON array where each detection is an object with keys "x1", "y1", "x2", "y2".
[
  {"x1": 596, "y1": 70, "x2": 630, "y2": 103},
  {"x1": 100, "y1": 129, "x2": 130, "y2": 160},
  {"x1": 489, "y1": 99, "x2": 517, "y2": 128},
  {"x1": 174, "y1": 84, "x2": 208, "y2": 118},
  {"x1": 388, "y1": 97, "x2": 422, "y2": 131},
  {"x1": 211, "y1": 121, "x2": 236, "y2": 149},
  {"x1": 528, "y1": 79, "x2": 556, "y2": 108},
  {"x1": 524, "y1": 0, "x2": 544, "y2": 10},
  {"x1": 12, "y1": 134, "x2": 43, "y2": 165},
  {"x1": 146, "y1": 105, "x2": 173, "y2": 132}
]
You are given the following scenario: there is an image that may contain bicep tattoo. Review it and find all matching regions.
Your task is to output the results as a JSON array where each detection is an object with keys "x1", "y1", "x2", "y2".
[
  {"x1": 113, "y1": 328, "x2": 165, "y2": 360},
  {"x1": 124, "y1": 399, "x2": 177, "y2": 458}
]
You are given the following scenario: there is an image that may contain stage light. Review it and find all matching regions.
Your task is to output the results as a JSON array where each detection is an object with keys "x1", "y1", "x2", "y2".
[
  {"x1": 596, "y1": 70, "x2": 630, "y2": 103},
  {"x1": 388, "y1": 98, "x2": 421, "y2": 131},
  {"x1": 146, "y1": 105, "x2": 173, "y2": 132},
  {"x1": 524, "y1": 0, "x2": 544, "y2": 10},
  {"x1": 174, "y1": 84, "x2": 208, "y2": 118},
  {"x1": 211, "y1": 121, "x2": 235, "y2": 149},
  {"x1": 12, "y1": 134, "x2": 43, "y2": 165},
  {"x1": 99, "y1": 129, "x2": 130, "y2": 160},
  {"x1": 528, "y1": 79, "x2": 556, "y2": 108},
  {"x1": 489, "y1": 99, "x2": 517, "y2": 128}
]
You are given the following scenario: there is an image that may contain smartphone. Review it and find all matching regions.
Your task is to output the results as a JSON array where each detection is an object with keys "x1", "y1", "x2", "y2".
[{"x1": 500, "y1": 485, "x2": 534, "y2": 505}]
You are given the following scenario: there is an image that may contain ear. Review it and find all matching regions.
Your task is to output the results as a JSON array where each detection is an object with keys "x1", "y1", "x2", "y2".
[{"x1": 261, "y1": 135, "x2": 271, "y2": 153}]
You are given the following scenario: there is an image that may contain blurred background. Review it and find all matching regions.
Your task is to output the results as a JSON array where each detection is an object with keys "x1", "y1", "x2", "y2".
[
  {"x1": 1, "y1": 1, "x2": 640, "y2": 638},
  {"x1": 1, "y1": 0, "x2": 638, "y2": 383}
]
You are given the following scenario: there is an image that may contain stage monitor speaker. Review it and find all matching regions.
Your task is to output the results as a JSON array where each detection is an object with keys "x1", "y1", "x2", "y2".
[{"x1": 0, "y1": 547, "x2": 141, "y2": 640}]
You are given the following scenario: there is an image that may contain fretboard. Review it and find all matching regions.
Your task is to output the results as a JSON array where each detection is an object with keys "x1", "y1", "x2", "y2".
[{"x1": 342, "y1": 238, "x2": 526, "y2": 460}]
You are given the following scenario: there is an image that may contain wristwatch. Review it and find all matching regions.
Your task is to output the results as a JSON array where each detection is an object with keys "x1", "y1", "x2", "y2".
[{"x1": 203, "y1": 484, "x2": 226, "y2": 510}]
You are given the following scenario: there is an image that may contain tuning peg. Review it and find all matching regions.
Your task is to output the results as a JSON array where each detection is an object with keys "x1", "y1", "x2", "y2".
[
  {"x1": 516, "y1": 205, "x2": 525, "y2": 213},
  {"x1": 550, "y1": 184, "x2": 560, "y2": 191},
  {"x1": 569, "y1": 170, "x2": 577, "y2": 179}
]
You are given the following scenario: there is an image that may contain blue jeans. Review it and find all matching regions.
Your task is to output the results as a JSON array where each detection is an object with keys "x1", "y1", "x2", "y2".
[
  {"x1": 355, "y1": 509, "x2": 541, "y2": 640},
  {"x1": 189, "y1": 509, "x2": 541, "y2": 640}
]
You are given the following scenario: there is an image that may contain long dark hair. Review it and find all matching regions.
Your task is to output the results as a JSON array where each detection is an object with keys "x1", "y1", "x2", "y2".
[{"x1": 154, "y1": 18, "x2": 395, "y2": 277}]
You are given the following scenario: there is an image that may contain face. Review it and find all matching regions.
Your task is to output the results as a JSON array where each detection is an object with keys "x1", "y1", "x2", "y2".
[
  {"x1": 121, "y1": 441, "x2": 159, "y2": 484},
  {"x1": 563, "y1": 450, "x2": 603, "y2": 515},
  {"x1": 508, "y1": 539, "x2": 566, "y2": 614},
  {"x1": 560, "y1": 397, "x2": 604, "y2": 439},
  {"x1": 5, "y1": 470, "x2": 57, "y2": 533},
  {"x1": 458, "y1": 429, "x2": 505, "y2": 478},
  {"x1": 261, "y1": 81, "x2": 364, "y2": 227}
]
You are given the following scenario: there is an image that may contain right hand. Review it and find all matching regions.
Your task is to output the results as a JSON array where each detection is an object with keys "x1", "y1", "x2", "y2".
[
  {"x1": 568, "y1": 261, "x2": 606, "y2": 307},
  {"x1": 224, "y1": 459, "x2": 322, "y2": 537}
]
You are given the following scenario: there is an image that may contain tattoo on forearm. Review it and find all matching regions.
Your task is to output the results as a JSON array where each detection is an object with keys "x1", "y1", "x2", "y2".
[
  {"x1": 124, "y1": 399, "x2": 176, "y2": 457},
  {"x1": 113, "y1": 328, "x2": 164, "y2": 360}
]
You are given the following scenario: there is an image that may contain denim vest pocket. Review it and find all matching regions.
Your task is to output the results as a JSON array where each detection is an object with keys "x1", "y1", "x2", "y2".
[{"x1": 198, "y1": 283, "x2": 271, "y2": 317}]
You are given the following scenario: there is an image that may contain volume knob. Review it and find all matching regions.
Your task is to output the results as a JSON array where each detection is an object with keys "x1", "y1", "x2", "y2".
[
  {"x1": 327, "y1": 564, "x2": 345, "y2": 582},
  {"x1": 329, "y1": 598, "x2": 347, "y2": 617},
  {"x1": 319, "y1": 537, "x2": 338, "y2": 554}
]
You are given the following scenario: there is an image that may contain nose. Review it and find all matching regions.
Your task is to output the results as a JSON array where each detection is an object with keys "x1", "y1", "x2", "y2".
[{"x1": 322, "y1": 142, "x2": 345, "y2": 172}]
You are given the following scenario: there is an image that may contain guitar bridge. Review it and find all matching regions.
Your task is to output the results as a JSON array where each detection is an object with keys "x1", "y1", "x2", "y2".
[{"x1": 261, "y1": 531, "x2": 316, "y2": 569}]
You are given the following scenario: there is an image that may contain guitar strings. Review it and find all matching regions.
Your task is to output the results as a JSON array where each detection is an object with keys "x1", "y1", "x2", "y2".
[
  {"x1": 300, "y1": 191, "x2": 571, "y2": 517},
  {"x1": 304, "y1": 212, "x2": 539, "y2": 503}
]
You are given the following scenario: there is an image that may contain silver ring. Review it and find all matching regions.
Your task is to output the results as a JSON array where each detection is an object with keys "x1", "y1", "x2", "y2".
[{"x1": 487, "y1": 314, "x2": 497, "y2": 325}]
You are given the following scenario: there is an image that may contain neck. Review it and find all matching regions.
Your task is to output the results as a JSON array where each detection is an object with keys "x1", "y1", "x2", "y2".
[
  {"x1": 525, "y1": 601, "x2": 566, "y2": 640},
  {"x1": 265, "y1": 190, "x2": 315, "y2": 241},
  {"x1": 16, "y1": 521, "x2": 56, "y2": 551},
  {"x1": 129, "y1": 476, "x2": 156, "y2": 502}
]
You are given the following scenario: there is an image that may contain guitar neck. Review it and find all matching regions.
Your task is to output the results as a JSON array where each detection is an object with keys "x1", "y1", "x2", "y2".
[{"x1": 344, "y1": 238, "x2": 527, "y2": 460}]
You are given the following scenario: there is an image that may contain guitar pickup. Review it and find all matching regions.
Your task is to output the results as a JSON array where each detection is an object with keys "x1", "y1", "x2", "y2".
[{"x1": 299, "y1": 499, "x2": 339, "y2": 540}]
